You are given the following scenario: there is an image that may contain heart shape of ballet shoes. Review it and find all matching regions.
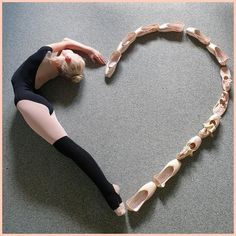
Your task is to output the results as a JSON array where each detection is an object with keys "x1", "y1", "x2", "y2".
[
  {"x1": 105, "y1": 22, "x2": 230, "y2": 79},
  {"x1": 103, "y1": 22, "x2": 231, "y2": 212}
]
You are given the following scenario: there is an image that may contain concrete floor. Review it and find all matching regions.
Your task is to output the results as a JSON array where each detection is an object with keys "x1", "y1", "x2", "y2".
[{"x1": 3, "y1": 2, "x2": 233, "y2": 233}]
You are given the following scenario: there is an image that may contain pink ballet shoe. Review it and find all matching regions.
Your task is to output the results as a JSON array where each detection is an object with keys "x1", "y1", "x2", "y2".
[
  {"x1": 206, "y1": 43, "x2": 229, "y2": 65},
  {"x1": 186, "y1": 27, "x2": 211, "y2": 45},
  {"x1": 105, "y1": 51, "x2": 122, "y2": 78},
  {"x1": 176, "y1": 136, "x2": 202, "y2": 160},
  {"x1": 116, "y1": 32, "x2": 137, "y2": 54},
  {"x1": 158, "y1": 22, "x2": 185, "y2": 32},
  {"x1": 213, "y1": 91, "x2": 229, "y2": 117},
  {"x1": 220, "y1": 66, "x2": 232, "y2": 92},
  {"x1": 126, "y1": 181, "x2": 157, "y2": 212},
  {"x1": 198, "y1": 114, "x2": 221, "y2": 138},
  {"x1": 153, "y1": 159, "x2": 181, "y2": 187},
  {"x1": 135, "y1": 23, "x2": 159, "y2": 37},
  {"x1": 126, "y1": 159, "x2": 181, "y2": 212}
]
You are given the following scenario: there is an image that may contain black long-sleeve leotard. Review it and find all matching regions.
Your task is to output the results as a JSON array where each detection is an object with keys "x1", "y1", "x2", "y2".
[{"x1": 11, "y1": 46, "x2": 54, "y2": 115}]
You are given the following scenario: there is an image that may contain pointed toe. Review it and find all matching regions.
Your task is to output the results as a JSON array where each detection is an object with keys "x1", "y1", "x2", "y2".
[{"x1": 114, "y1": 202, "x2": 126, "y2": 216}]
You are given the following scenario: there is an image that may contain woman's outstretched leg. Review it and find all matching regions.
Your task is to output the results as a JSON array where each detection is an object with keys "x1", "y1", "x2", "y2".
[
  {"x1": 16, "y1": 99, "x2": 125, "y2": 215},
  {"x1": 53, "y1": 136, "x2": 125, "y2": 213}
]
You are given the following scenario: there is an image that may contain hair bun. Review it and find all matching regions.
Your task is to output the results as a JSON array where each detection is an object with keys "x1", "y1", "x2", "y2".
[{"x1": 71, "y1": 74, "x2": 83, "y2": 83}]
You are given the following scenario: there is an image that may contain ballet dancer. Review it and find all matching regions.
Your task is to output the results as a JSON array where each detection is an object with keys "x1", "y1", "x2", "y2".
[{"x1": 11, "y1": 38, "x2": 126, "y2": 216}]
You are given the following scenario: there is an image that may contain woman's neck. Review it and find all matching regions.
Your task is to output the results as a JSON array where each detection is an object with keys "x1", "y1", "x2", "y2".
[{"x1": 35, "y1": 59, "x2": 59, "y2": 90}]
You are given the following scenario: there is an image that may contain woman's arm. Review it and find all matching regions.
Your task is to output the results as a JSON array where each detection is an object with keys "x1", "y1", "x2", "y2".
[
  {"x1": 47, "y1": 38, "x2": 106, "y2": 65},
  {"x1": 62, "y1": 37, "x2": 94, "y2": 54},
  {"x1": 63, "y1": 37, "x2": 106, "y2": 64}
]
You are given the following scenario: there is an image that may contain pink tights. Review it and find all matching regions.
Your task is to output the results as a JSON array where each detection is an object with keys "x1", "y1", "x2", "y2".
[{"x1": 17, "y1": 100, "x2": 67, "y2": 144}]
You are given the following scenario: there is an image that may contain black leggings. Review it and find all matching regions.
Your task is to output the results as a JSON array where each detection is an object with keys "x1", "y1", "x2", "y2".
[{"x1": 53, "y1": 136, "x2": 122, "y2": 210}]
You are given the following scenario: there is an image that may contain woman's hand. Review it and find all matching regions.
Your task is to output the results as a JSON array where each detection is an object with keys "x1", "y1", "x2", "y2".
[
  {"x1": 88, "y1": 49, "x2": 106, "y2": 65},
  {"x1": 63, "y1": 37, "x2": 106, "y2": 65}
]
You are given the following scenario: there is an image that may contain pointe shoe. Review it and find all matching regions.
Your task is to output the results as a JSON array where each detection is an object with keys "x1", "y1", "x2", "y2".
[
  {"x1": 105, "y1": 51, "x2": 121, "y2": 78},
  {"x1": 213, "y1": 91, "x2": 229, "y2": 117},
  {"x1": 158, "y1": 22, "x2": 185, "y2": 32},
  {"x1": 116, "y1": 32, "x2": 137, "y2": 54},
  {"x1": 126, "y1": 159, "x2": 181, "y2": 212},
  {"x1": 153, "y1": 159, "x2": 181, "y2": 187},
  {"x1": 203, "y1": 114, "x2": 221, "y2": 133},
  {"x1": 198, "y1": 114, "x2": 221, "y2": 138},
  {"x1": 220, "y1": 66, "x2": 232, "y2": 92},
  {"x1": 135, "y1": 24, "x2": 159, "y2": 37},
  {"x1": 176, "y1": 136, "x2": 202, "y2": 160},
  {"x1": 186, "y1": 27, "x2": 211, "y2": 45},
  {"x1": 206, "y1": 43, "x2": 229, "y2": 65},
  {"x1": 113, "y1": 184, "x2": 126, "y2": 216},
  {"x1": 198, "y1": 127, "x2": 210, "y2": 139},
  {"x1": 126, "y1": 181, "x2": 157, "y2": 212}
]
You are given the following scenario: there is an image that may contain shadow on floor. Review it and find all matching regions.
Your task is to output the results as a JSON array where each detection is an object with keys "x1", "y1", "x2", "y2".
[{"x1": 37, "y1": 75, "x2": 82, "y2": 108}]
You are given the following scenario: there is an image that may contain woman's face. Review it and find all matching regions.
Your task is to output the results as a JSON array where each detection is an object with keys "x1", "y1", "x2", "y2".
[
  {"x1": 60, "y1": 49, "x2": 83, "y2": 64},
  {"x1": 50, "y1": 49, "x2": 85, "y2": 77}
]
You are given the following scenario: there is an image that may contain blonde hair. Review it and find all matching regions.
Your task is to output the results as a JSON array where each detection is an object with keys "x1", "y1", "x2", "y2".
[
  {"x1": 46, "y1": 51, "x2": 85, "y2": 83},
  {"x1": 60, "y1": 57, "x2": 85, "y2": 83}
]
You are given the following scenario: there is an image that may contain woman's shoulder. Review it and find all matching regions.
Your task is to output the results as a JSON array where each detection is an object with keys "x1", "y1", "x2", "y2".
[
  {"x1": 23, "y1": 46, "x2": 53, "y2": 63},
  {"x1": 17, "y1": 46, "x2": 53, "y2": 71},
  {"x1": 38, "y1": 45, "x2": 53, "y2": 52}
]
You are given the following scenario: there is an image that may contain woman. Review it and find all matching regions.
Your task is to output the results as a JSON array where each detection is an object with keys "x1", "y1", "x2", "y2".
[{"x1": 11, "y1": 38, "x2": 126, "y2": 216}]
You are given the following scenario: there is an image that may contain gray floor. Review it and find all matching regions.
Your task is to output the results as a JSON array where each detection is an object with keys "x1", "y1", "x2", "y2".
[{"x1": 3, "y1": 2, "x2": 233, "y2": 234}]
